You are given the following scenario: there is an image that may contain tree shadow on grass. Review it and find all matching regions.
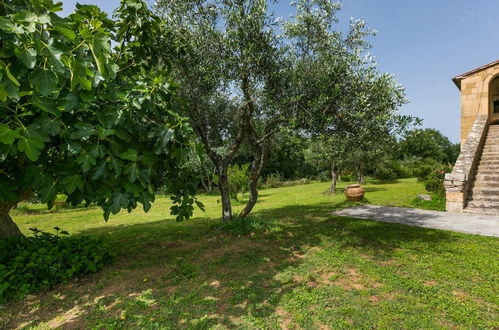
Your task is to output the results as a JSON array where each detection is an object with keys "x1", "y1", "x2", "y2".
[{"x1": 3, "y1": 200, "x2": 458, "y2": 329}]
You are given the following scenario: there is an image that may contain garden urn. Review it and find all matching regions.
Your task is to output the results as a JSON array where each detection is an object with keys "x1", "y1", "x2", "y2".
[{"x1": 344, "y1": 184, "x2": 365, "y2": 202}]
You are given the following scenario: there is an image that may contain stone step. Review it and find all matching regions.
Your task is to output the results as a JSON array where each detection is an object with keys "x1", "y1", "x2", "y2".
[
  {"x1": 471, "y1": 186, "x2": 499, "y2": 196},
  {"x1": 475, "y1": 171, "x2": 499, "y2": 176},
  {"x1": 476, "y1": 164, "x2": 499, "y2": 173},
  {"x1": 468, "y1": 195, "x2": 499, "y2": 205},
  {"x1": 477, "y1": 160, "x2": 499, "y2": 166},
  {"x1": 471, "y1": 180, "x2": 499, "y2": 188},
  {"x1": 466, "y1": 199, "x2": 499, "y2": 210},
  {"x1": 475, "y1": 162, "x2": 499, "y2": 168},
  {"x1": 474, "y1": 174, "x2": 499, "y2": 181},
  {"x1": 463, "y1": 207, "x2": 499, "y2": 216},
  {"x1": 480, "y1": 152, "x2": 499, "y2": 157}
]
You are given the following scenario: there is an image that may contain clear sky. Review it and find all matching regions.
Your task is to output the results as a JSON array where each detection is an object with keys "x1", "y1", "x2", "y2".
[{"x1": 60, "y1": 0, "x2": 499, "y2": 142}]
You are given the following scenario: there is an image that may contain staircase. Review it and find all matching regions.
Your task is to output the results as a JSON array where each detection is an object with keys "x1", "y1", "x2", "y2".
[{"x1": 465, "y1": 124, "x2": 499, "y2": 215}]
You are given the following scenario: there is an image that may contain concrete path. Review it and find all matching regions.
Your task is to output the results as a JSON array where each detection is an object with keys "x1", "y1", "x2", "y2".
[{"x1": 330, "y1": 205, "x2": 499, "y2": 237}]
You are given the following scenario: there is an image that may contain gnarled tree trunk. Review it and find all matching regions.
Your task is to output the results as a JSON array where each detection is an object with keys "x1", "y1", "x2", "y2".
[
  {"x1": 218, "y1": 164, "x2": 233, "y2": 222},
  {"x1": 0, "y1": 202, "x2": 24, "y2": 239},
  {"x1": 329, "y1": 163, "x2": 337, "y2": 193},
  {"x1": 239, "y1": 138, "x2": 270, "y2": 219}
]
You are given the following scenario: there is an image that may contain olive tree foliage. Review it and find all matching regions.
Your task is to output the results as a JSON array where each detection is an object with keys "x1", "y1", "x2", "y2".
[
  {"x1": 290, "y1": 1, "x2": 415, "y2": 186},
  {"x1": 155, "y1": 0, "x2": 408, "y2": 221},
  {"x1": 155, "y1": 0, "x2": 284, "y2": 221},
  {"x1": 0, "y1": 0, "x2": 199, "y2": 239}
]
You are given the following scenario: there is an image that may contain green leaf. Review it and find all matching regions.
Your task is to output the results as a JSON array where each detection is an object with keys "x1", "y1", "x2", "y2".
[
  {"x1": 111, "y1": 193, "x2": 125, "y2": 214},
  {"x1": 62, "y1": 175, "x2": 84, "y2": 194},
  {"x1": 97, "y1": 126, "x2": 115, "y2": 139},
  {"x1": 0, "y1": 124, "x2": 20, "y2": 145},
  {"x1": 120, "y1": 149, "x2": 138, "y2": 161},
  {"x1": 70, "y1": 123, "x2": 94, "y2": 140},
  {"x1": 110, "y1": 159, "x2": 123, "y2": 175},
  {"x1": 55, "y1": 27, "x2": 76, "y2": 40},
  {"x1": 32, "y1": 98, "x2": 60, "y2": 116},
  {"x1": 15, "y1": 48, "x2": 37, "y2": 69},
  {"x1": 91, "y1": 162, "x2": 107, "y2": 181},
  {"x1": 38, "y1": 183, "x2": 57, "y2": 204},
  {"x1": 195, "y1": 200, "x2": 205, "y2": 212},
  {"x1": 29, "y1": 68, "x2": 59, "y2": 96},
  {"x1": 77, "y1": 154, "x2": 96, "y2": 172},
  {"x1": 126, "y1": 163, "x2": 139, "y2": 183},
  {"x1": 17, "y1": 134, "x2": 44, "y2": 161},
  {"x1": 64, "y1": 93, "x2": 78, "y2": 112},
  {"x1": 0, "y1": 84, "x2": 7, "y2": 102},
  {"x1": 0, "y1": 17, "x2": 23, "y2": 34},
  {"x1": 5, "y1": 65, "x2": 20, "y2": 87}
]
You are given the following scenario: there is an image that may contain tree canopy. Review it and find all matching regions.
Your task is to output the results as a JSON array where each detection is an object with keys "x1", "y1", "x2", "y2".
[{"x1": 0, "y1": 0, "x2": 199, "y2": 238}]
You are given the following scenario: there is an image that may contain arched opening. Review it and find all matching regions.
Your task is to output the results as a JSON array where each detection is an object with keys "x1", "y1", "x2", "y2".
[{"x1": 489, "y1": 75, "x2": 499, "y2": 122}]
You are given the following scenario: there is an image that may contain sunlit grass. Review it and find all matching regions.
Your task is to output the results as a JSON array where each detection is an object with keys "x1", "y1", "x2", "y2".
[{"x1": 3, "y1": 178, "x2": 498, "y2": 329}]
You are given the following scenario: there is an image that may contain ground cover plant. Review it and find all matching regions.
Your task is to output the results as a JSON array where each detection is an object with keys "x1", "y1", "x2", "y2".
[
  {"x1": 1, "y1": 178, "x2": 497, "y2": 329},
  {"x1": 0, "y1": 227, "x2": 113, "y2": 303}
]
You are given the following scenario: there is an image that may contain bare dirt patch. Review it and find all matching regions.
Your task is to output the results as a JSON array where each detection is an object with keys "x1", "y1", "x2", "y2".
[{"x1": 276, "y1": 306, "x2": 293, "y2": 330}]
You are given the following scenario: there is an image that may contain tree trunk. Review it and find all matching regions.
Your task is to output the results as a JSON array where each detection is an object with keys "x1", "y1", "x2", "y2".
[
  {"x1": 240, "y1": 140, "x2": 270, "y2": 219},
  {"x1": 201, "y1": 178, "x2": 210, "y2": 193},
  {"x1": 218, "y1": 165, "x2": 233, "y2": 222},
  {"x1": 0, "y1": 202, "x2": 24, "y2": 240},
  {"x1": 358, "y1": 172, "x2": 366, "y2": 185},
  {"x1": 329, "y1": 163, "x2": 337, "y2": 193}
]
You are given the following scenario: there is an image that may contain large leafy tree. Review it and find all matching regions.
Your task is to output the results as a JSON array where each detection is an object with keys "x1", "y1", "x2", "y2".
[
  {"x1": 397, "y1": 128, "x2": 459, "y2": 164},
  {"x1": 156, "y1": 0, "x2": 389, "y2": 221},
  {"x1": 0, "y1": 0, "x2": 198, "y2": 239},
  {"x1": 156, "y1": 0, "x2": 285, "y2": 221}
]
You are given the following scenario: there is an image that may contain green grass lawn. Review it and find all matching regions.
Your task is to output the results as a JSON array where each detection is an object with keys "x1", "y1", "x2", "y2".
[{"x1": 2, "y1": 178, "x2": 498, "y2": 329}]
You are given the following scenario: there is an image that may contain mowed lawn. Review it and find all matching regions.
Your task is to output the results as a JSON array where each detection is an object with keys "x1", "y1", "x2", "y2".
[{"x1": 2, "y1": 178, "x2": 498, "y2": 329}]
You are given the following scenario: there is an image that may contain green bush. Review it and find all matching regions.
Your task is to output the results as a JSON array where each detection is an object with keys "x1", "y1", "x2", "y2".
[
  {"x1": 375, "y1": 167, "x2": 398, "y2": 181},
  {"x1": 0, "y1": 228, "x2": 113, "y2": 303},
  {"x1": 340, "y1": 174, "x2": 352, "y2": 182},
  {"x1": 281, "y1": 178, "x2": 310, "y2": 187},
  {"x1": 413, "y1": 164, "x2": 434, "y2": 182},
  {"x1": 262, "y1": 173, "x2": 284, "y2": 189},
  {"x1": 228, "y1": 164, "x2": 250, "y2": 201},
  {"x1": 424, "y1": 169, "x2": 447, "y2": 195}
]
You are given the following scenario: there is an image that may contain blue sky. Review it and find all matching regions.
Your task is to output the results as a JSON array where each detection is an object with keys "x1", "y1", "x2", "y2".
[{"x1": 61, "y1": 0, "x2": 499, "y2": 142}]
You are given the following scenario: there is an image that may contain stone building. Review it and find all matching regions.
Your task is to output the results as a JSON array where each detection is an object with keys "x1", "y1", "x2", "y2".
[{"x1": 445, "y1": 60, "x2": 499, "y2": 215}]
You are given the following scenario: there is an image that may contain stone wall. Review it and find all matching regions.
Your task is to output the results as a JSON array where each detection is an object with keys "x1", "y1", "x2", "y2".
[
  {"x1": 459, "y1": 64, "x2": 499, "y2": 145},
  {"x1": 445, "y1": 115, "x2": 488, "y2": 212}
]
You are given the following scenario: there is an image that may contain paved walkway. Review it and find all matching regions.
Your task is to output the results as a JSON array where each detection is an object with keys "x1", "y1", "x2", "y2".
[{"x1": 330, "y1": 205, "x2": 499, "y2": 237}]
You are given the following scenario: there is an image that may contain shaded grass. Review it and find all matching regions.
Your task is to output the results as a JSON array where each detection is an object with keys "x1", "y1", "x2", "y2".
[{"x1": 2, "y1": 178, "x2": 498, "y2": 329}]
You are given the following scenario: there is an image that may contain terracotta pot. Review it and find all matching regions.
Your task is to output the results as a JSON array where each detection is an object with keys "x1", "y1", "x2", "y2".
[{"x1": 344, "y1": 184, "x2": 365, "y2": 202}]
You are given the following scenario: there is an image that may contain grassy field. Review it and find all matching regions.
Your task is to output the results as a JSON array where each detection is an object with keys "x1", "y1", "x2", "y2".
[{"x1": 2, "y1": 178, "x2": 498, "y2": 329}]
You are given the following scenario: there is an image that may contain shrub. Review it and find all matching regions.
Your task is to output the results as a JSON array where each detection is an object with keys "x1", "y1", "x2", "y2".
[
  {"x1": 424, "y1": 169, "x2": 447, "y2": 195},
  {"x1": 413, "y1": 164, "x2": 434, "y2": 182},
  {"x1": 0, "y1": 228, "x2": 113, "y2": 303},
  {"x1": 281, "y1": 178, "x2": 309, "y2": 187},
  {"x1": 340, "y1": 174, "x2": 352, "y2": 182},
  {"x1": 375, "y1": 167, "x2": 398, "y2": 181},
  {"x1": 262, "y1": 173, "x2": 283, "y2": 189},
  {"x1": 228, "y1": 164, "x2": 250, "y2": 201}
]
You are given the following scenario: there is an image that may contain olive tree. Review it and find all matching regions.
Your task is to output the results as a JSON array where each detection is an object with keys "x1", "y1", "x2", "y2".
[
  {"x1": 156, "y1": 0, "x2": 285, "y2": 221},
  {"x1": 0, "y1": 0, "x2": 198, "y2": 239},
  {"x1": 156, "y1": 0, "x2": 409, "y2": 221}
]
